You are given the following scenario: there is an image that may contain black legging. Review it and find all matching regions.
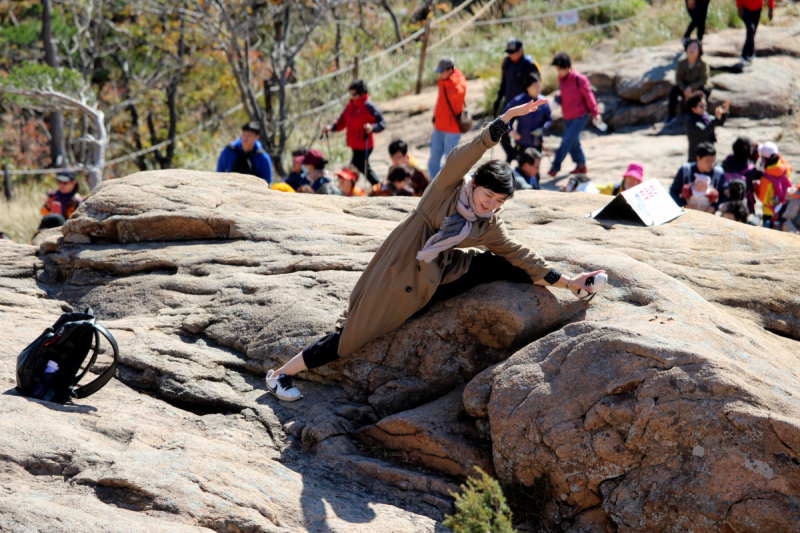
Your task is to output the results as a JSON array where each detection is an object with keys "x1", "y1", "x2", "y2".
[
  {"x1": 741, "y1": 8, "x2": 761, "y2": 61},
  {"x1": 684, "y1": 0, "x2": 710, "y2": 41},
  {"x1": 301, "y1": 252, "x2": 531, "y2": 369},
  {"x1": 350, "y1": 148, "x2": 380, "y2": 185}
]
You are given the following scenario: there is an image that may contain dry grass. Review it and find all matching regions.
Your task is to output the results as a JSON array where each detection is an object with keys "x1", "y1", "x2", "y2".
[{"x1": 0, "y1": 180, "x2": 52, "y2": 244}]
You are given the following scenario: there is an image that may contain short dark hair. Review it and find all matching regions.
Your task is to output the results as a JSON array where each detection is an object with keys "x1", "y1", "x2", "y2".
[
  {"x1": 522, "y1": 72, "x2": 542, "y2": 89},
  {"x1": 291, "y1": 147, "x2": 307, "y2": 158},
  {"x1": 551, "y1": 52, "x2": 571, "y2": 69},
  {"x1": 696, "y1": 142, "x2": 716, "y2": 159},
  {"x1": 684, "y1": 38, "x2": 703, "y2": 57},
  {"x1": 732, "y1": 136, "x2": 753, "y2": 161},
  {"x1": 472, "y1": 160, "x2": 515, "y2": 199},
  {"x1": 687, "y1": 91, "x2": 706, "y2": 110},
  {"x1": 388, "y1": 165, "x2": 412, "y2": 183},
  {"x1": 349, "y1": 79, "x2": 368, "y2": 96},
  {"x1": 517, "y1": 147, "x2": 543, "y2": 167},
  {"x1": 388, "y1": 139, "x2": 408, "y2": 157}
]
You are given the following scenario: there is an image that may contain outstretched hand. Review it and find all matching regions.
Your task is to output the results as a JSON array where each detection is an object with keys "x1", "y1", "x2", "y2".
[
  {"x1": 501, "y1": 99, "x2": 547, "y2": 123},
  {"x1": 569, "y1": 270, "x2": 606, "y2": 295}
]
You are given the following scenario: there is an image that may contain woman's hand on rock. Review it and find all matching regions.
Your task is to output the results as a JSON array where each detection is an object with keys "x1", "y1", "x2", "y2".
[
  {"x1": 501, "y1": 99, "x2": 547, "y2": 123},
  {"x1": 568, "y1": 270, "x2": 606, "y2": 295}
]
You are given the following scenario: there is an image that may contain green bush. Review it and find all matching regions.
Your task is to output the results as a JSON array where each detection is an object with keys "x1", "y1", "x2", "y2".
[{"x1": 443, "y1": 468, "x2": 516, "y2": 533}]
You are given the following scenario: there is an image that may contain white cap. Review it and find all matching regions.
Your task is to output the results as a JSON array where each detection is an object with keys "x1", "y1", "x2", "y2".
[
  {"x1": 694, "y1": 173, "x2": 711, "y2": 184},
  {"x1": 759, "y1": 141, "x2": 779, "y2": 158}
]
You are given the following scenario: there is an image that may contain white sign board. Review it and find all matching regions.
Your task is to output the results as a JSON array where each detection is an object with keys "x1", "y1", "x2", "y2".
[
  {"x1": 556, "y1": 9, "x2": 579, "y2": 27},
  {"x1": 590, "y1": 179, "x2": 684, "y2": 226}
]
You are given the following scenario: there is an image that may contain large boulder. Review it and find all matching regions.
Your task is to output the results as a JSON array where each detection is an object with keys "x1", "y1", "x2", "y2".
[
  {"x1": 577, "y1": 22, "x2": 800, "y2": 127},
  {"x1": 6, "y1": 171, "x2": 800, "y2": 532}
]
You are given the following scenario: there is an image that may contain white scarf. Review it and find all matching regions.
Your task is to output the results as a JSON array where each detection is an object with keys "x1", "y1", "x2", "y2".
[{"x1": 416, "y1": 177, "x2": 496, "y2": 263}]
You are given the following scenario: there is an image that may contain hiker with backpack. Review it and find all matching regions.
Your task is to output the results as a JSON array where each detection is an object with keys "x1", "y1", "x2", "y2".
[
  {"x1": 720, "y1": 136, "x2": 761, "y2": 214},
  {"x1": 216, "y1": 122, "x2": 273, "y2": 184},
  {"x1": 41, "y1": 171, "x2": 83, "y2": 221},
  {"x1": 547, "y1": 52, "x2": 603, "y2": 178},
  {"x1": 492, "y1": 38, "x2": 542, "y2": 163},
  {"x1": 685, "y1": 92, "x2": 729, "y2": 162},
  {"x1": 323, "y1": 80, "x2": 386, "y2": 186},
  {"x1": 503, "y1": 72, "x2": 552, "y2": 158},
  {"x1": 670, "y1": 142, "x2": 725, "y2": 208},
  {"x1": 429, "y1": 57, "x2": 469, "y2": 180},
  {"x1": 666, "y1": 39, "x2": 712, "y2": 126},
  {"x1": 300, "y1": 149, "x2": 334, "y2": 193},
  {"x1": 263, "y1": 100, "x2": 607, "y2": 401},
  {"x1": 753, "y1": 142, "x2": 793, "y2": 228}
]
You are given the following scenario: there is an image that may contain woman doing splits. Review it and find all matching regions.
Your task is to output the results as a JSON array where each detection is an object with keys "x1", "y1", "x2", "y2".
[{"x1": 266, "y1": 100, "x2": 606, "y2": 400}]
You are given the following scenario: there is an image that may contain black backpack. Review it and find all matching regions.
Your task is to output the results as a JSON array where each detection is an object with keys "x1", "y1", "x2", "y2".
[{"x1": 16, "y1": 309, "x2": 119, "y2": 404}]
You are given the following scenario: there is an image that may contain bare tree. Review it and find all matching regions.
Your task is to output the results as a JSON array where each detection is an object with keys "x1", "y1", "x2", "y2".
[
  {"x1": 0, "y1": 66, "x2": 107, "y2": 188},
  {"x1": 195, "y1": 0, "x2": 339, "y2": 177}
]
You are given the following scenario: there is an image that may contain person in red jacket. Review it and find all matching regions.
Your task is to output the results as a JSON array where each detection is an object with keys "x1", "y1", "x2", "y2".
[
  {"x1": 547, "y1": 52, "x2": 602, "y2": 178},
  {"x1": 324, "y1": 79, "x2": 386, "y2": 185},
  {"x1": 737, "y1": 0, "x2": 774, "y2": 63},
  {"x1": 428, "y1": 57, "x2": 468, "y2": 179}
]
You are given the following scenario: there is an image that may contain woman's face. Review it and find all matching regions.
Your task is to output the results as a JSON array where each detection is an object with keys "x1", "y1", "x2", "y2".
[
  {"x1": 473, "y1": 186, "x2": 508, "y2": 215},
  {"x1": 692, "y1": 98, "x2": 707, "y2": 115},
  {"x1": 337, "y1": 177, "x2": 353, "y2": 194},
  {"x1": 687, "y1": 42, "x2": 700, "y2": 62}
]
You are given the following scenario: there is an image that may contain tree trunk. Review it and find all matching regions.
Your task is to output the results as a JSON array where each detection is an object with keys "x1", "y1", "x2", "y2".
[
  {"x1": 88, "y1": 109, "x2": 107, "y2": 189},
  {"x1": 42, "y1": 0, "x2": 66, "y2": 168},
  {"x1": 379, "y1": 0, "x2": 403, "y2": 44}
]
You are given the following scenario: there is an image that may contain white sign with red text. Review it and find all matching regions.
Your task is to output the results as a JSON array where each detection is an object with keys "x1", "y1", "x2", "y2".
[{"x1": 591, "y1": 179, "x2": 684, "y2": 226}]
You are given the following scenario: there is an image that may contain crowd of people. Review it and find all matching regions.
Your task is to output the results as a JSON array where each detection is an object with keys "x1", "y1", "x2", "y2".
[{"x1": 17, "y1": 3, "x2": 796, "y2": 240}]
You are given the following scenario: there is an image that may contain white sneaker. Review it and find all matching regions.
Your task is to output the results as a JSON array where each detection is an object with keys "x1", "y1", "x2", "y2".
[
  {"x1": 575, "y1": 273, "x2": 608, "y2": 302},
  {"x1": 266, "y1": 370, "x2": 303, "y2": 401}
]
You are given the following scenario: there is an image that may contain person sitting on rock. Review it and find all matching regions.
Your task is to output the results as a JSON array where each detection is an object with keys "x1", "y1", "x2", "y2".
[
  {"x1": 721, "y1": 136, "x2": 761, "y2": 213},
  {"x1": 504, "y1": 72, "x2": 552, "y2": 158},
  {"x1": 264, "y1": 100, "x2": 605, "y2": 401},
  {"x1": 685, "y1": 92, "x2": 729, "y2": 162},
  {"x1": 597, "y1": 162, "x2": 644, "y2": 195},
  {"x1": 666, "y1": 39, "x2": 712, "y2": 126},
  {"x1": 389, "y1": 139, "x2": 430, "y2": 196},
  {"x1": 301, "y1": 149, "x2": 333, "y2": 193},
  {"x1": 753, "y1": 141, "x2": 793, "y2": 228},
  {"x1": 513, "y1": 147, "x2": 543, "y2": 190},
  {"x1": 41, "y1": 171, "x2": 83, "y2": 220},
  {"x1": 283, "y1": 147, "x2": 308, "y2": 190},
  {"x1": 216, "y1": 122, "x2": 273, "y2": 185},
  {"x1": 670, "y1": 142, "x2": 725, "y2": 207},
  {"x1": 681, "y1": 173, "x2": 719, "y2": 213},
  {"x1": 370, "y1": 166, "x2": 416, "y2": 197},
  {"x1": 335, "y1": 169, "x2": 366, "y2": 197}
]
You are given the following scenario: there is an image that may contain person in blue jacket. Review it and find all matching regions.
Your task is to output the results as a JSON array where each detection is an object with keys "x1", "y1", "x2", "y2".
[
  {"x1": 503, "y1": 72, "x2": 552, "y2": 160},
  {"x1": 493, "y1": 37, "x2": 541, "y2": 162},
  {"x1": 217, "y1": 122, "x2": 273, "y2": 185}
]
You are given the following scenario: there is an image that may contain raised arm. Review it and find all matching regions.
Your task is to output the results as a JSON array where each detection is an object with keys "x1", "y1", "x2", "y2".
[{"x1": 435, "y1": 98, "x2": 548, "y2": 191}]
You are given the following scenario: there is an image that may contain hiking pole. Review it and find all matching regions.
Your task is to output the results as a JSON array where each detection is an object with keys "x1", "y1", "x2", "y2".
[{"x1": 324, "y1": 131, "x2": 333, "y2": 164}]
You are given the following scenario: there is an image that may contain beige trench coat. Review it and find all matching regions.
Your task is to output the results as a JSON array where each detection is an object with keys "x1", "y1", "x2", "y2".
[{"x1": 337, "y1": 122, "x2": 554, "y2": 357}]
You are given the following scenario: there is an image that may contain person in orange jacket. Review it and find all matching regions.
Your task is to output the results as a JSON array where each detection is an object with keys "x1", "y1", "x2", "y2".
[
  {"x1": 41, "y1": 171, "x2": 82, "y2": 220},
  {"x1": 428, "y1": 57, "x2": 467, "y2": 179},
  {"x1": 753, "y1": 141, "x2": 792, "y2": 228},
  {"x1": 737, "y1": 0, "x2": 774, "y2": 63}
]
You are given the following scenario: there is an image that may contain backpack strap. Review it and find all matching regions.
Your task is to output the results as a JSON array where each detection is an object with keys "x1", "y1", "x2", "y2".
[
  {"x1": 681, "y1": 163, "x2": 693, "y2": 185},
  {"x1": 442, "y1": 86, "x2": 460, "y2": 123},
  {"x1": 72, "y1": 323, "x2": 119, "y2": 399}
]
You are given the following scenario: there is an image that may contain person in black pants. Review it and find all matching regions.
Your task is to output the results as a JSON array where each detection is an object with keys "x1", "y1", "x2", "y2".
[
  {"x1": 683, "y1": 0, "x2": 710, "y2": 44},
  {"x1": 738, "y1": 1, "x2": 774, "y2": 63}
]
